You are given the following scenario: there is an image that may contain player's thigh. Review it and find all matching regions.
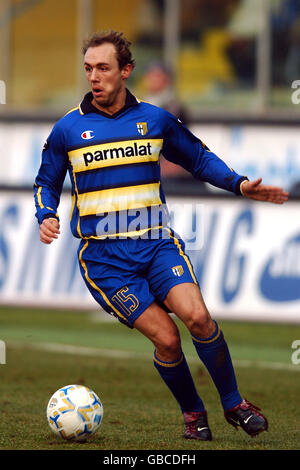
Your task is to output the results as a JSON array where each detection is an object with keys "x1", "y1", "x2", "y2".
[
  {"x1": 164, "y1": 282, "x2": 215, "y2": 337},
  {"x1": 78, "y1": 240, "x2": 155, "y2": 328},
  {"x1": 147, "y1": 230, "x2": 214, "y2": 337},
  {"x1": 133, "y1": 302, "x2": 182, "y2": 361},
  {"x1": 147, "y1": 229, "x2": 199, "y2": 305}
]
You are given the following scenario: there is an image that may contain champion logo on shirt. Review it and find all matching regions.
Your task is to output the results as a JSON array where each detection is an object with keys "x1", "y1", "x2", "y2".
[{"x1": 81, "y1": 130, "x2": 95, "y2": 140}]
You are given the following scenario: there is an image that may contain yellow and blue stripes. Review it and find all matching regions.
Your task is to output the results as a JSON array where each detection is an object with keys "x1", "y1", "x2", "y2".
[{"x1": 34, "y1": 90, "x2": 248, "y2": 237}]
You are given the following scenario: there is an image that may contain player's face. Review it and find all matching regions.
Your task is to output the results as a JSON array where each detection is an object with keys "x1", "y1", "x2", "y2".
[{"x1": 84, "y1": 43, "x2": 131, "y2": 111}]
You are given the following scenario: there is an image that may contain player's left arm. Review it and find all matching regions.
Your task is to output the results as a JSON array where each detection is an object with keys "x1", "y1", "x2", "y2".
[
  {"x1": 161, "y1": 114, "x2": 248, "y2": 195},
  {"x1": 162, "y1": 113, "x2": 289, "y2": 203},
  {"x1": 240, "y1": 178, "x2": 289, "y2": 204}
]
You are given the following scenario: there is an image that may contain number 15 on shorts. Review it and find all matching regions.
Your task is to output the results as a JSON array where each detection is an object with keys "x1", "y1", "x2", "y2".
[{"x1": 112, "y1": 287, "x2": 140, "y2": 316}]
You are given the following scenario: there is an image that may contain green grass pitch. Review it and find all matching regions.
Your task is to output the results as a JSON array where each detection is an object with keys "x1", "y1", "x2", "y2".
[{"x1": 0, "y1": 306, "x2": 299, "y2": 451}]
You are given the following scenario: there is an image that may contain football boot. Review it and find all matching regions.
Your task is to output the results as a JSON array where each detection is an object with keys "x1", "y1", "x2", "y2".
[
  {"x1": 225, "y1": 399, "x2": 268, "y2": 437},
  {"x1": 183, "y1": 411, "x2": 212, "y2": 441}
]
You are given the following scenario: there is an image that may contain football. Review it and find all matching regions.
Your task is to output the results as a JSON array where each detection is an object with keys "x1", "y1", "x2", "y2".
[{"x1": 46, "y1": 384, "x2": 103, "y2": 441}]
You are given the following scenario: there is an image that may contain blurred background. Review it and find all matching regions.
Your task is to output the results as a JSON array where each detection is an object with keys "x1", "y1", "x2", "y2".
[
  {"x1": 0, "y1": 0, "x2": 299, "y2": 323},
  {"x1": 1, "y1": 0, "x2": 300, "y2": 116}
]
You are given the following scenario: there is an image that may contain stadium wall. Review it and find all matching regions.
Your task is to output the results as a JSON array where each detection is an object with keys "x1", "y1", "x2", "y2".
[{"x1": 0, "y1": 190, "x2": 299, "y2": 324}]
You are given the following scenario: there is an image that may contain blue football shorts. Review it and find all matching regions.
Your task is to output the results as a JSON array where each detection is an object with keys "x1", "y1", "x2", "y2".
[{"x1": 77, "y1": 228, "x2": 198, "y2": 328}]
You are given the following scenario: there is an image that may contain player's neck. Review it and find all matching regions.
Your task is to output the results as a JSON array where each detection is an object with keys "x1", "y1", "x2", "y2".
[{"x1": 91, "y1": 88, "x2": 127, "y2": 116}]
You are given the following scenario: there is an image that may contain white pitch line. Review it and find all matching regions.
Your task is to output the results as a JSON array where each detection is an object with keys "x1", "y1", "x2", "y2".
[
  {"x1": 231, "y1": 359, "x2": 300, "y2": 372},
  {"x1": 7, "y1": 341, "x2": 300, "y2": 373},
  {"x1": 9, "y1": 341, "x2": 141, "y2": 360}
]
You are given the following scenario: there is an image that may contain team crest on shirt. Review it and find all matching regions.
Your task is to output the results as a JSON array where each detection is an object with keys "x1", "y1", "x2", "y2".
[
  {"x1": 136, "y1": 122, "x2": 148, "y2": 136},
  {"x1": 172, "y1": 265, "x2": 184, "y2": 277}
]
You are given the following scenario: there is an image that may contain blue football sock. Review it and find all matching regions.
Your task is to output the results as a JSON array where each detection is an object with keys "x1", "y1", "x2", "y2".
[
  {"x1": 153, "y1": 350, "x2": 205, "y2": 413},
  {"x1": 192, "y1": 321, "x2": 242, "y2": 411}
]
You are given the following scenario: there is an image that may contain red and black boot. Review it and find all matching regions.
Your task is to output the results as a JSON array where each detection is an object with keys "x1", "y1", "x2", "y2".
[
  {"x1": 225, "y1": 399, "x2": 268, "y2": 437},
  {"x1": 183, "y1": 411, "x2": 212, "y2": 441}
]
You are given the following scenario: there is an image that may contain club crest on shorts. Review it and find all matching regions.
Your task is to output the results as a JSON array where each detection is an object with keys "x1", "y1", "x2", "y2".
[
  {"x1": 172, "y1": 265, "x2": 184, "y2": 277},
  {"x1": 136, "y1": 122, "x2": 148, "y2": 136}
]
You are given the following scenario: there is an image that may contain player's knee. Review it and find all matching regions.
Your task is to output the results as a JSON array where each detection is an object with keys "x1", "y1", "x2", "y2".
[
  {"x1": 185, "y1": 308, "x2": 214, "y2": 338},
  {"x1": 154, "y1": 331, "x2": 181, "y2": 361}
]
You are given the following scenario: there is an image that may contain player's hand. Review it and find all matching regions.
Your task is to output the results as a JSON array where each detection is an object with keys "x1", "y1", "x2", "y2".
[
  {"x1": 241, "y1": 178, "x2": 289, "y2": 204},
  {"x1": 40, "y1": 217, "x2": 60, "y2": 244}
]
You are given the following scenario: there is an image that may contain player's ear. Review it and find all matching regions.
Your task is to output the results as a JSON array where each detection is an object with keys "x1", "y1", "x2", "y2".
[{"x1": 121, "y1": 64, "x2": 133, "y2": 80}]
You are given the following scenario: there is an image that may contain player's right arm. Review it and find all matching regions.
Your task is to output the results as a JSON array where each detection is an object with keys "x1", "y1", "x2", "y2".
[
  {"x1": 39, "y1": 217, "x2": 60, "y2": 244},
  {"x1": 34, "y1": 122, "x2": 68, "y2": 243}
]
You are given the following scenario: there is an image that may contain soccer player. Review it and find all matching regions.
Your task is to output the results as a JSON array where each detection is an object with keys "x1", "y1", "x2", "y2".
[{"x1": 34, "y1": 31, "x2": 289, "y2": 441}]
